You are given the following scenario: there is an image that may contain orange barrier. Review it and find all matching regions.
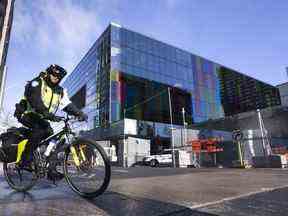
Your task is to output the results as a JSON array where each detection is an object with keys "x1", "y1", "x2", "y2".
[
  {"x1": 187, "y1": 138, "x2": 224, "y2": 153},
  {"x1": 272, "y1": 146, "x2": 288, "y2": 155}
]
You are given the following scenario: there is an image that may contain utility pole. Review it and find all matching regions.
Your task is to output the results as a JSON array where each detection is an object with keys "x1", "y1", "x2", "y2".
[
  {"x1": 168, "y1": 87, "x2": 176, "y2": 168},
  {"x1": 182, "y1": 107, "x2": 187, "y2": 147},
  {"x1": 257, "y1": 109, "x2": 265, "y2": 157},
  {"x1": 257, "y1": 109, "x2": 271, "y2": 157},
  {"x1": 123, "y1": 108, "x2": 128, "y2": 167},
  {"x1": 182, "y1": 107, "x2": 186, "y2": 127},
  {"x1": 0, "y1": 66, "x2": 7, "y2": 110}
]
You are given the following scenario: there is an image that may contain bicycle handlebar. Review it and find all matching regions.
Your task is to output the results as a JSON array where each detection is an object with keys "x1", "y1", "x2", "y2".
[
  {"x1": 56, "y1": 115, "x2": 87, "y2": 123},
  {"x1": 57, "y1": 115, "x2": 75, "y2": 122}
]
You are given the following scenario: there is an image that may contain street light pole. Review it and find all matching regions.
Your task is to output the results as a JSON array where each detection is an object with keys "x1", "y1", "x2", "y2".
[
  {"x1": 123, "y1": 108, "x2": 128, "y2": 167},
  {"x1": 257, "y1": 109, "x2": 271, "y2": 157},
  {"x1": 168, "y1": 87, "x2": 176, "y2": 168},
  {"x1": 182, "y1": 107, "x2": 186, "y2": 126},
  {"x1": 182, "y1": 107, "x2": 187, "y2": 147}
]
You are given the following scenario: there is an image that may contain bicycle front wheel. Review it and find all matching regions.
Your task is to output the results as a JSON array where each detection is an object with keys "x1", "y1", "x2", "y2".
[{"x1": 63, "y1": 138, "x2": 111, "y2": 198}]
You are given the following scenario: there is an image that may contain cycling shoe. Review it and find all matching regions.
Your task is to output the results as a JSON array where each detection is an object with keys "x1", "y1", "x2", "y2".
[{"x1": 47, "y1": 168, "x2": 64, "y2": 181}]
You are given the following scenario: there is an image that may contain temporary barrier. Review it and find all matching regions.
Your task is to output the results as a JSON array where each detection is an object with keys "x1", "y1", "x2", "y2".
[{"x1": 186, "y1": 138, "x2": 224, "y2": 167}]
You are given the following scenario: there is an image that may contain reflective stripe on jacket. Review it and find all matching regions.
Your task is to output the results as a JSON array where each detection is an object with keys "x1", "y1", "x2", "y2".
[
  {"x1": 23, "y1": 77, "x2": 63, "y2": 115},
  {"x1": 40, "y1": 77, "x2": 62, "y2": 113}
]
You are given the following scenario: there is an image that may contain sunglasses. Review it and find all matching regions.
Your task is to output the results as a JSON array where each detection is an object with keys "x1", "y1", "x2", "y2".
[{"x1": 50, "y1": 71, "x2": 63, "y2": 79}]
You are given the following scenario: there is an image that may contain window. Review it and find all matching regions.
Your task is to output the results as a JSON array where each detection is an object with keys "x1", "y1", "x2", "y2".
[{"x1": 70, "y1": 85, "x2": 86, "y2": 109}]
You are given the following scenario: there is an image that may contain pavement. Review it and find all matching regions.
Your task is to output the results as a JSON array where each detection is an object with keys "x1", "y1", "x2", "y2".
[{"x1": 0, "y1": 165, "x2": 288, "y2": 215}]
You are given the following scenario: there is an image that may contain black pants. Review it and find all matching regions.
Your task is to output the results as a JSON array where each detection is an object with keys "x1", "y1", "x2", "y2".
[
  {"x1": 19, "y1": 112, "x2": 53, "y2": 150},
  {"x1": 17, "y1": 113, "x2": 61, "y2": 173}
]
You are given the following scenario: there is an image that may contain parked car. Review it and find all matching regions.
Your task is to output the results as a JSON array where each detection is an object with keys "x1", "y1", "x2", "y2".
[{"x1": 142, "y1": 150, "x2": 172, "y2": 167}]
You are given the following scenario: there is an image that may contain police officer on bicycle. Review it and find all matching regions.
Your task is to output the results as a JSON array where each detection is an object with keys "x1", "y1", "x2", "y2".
[{"x1": 14, "y1": 64, "x2": 88, "y2": 180}]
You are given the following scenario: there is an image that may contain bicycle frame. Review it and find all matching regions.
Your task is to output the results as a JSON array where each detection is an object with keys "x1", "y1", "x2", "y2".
[
  {"x1": 35, "y1": 116, "x2": 84, "y2": 168},
  {"x1": 39, "y1": 119, "x2": 74, "y2": 146}
]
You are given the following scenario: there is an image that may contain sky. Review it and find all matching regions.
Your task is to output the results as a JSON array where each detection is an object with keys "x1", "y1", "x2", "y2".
[{"x1": 4, "y1": 0, "x2": 288, "y2": 113}]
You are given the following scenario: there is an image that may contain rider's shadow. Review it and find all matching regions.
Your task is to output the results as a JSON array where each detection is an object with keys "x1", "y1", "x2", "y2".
[
  {"x1": 87, "y1": 191, "x2": 219, "y2": 216},
  {"x1": 0, "y1": 191, "x2": 35, "y2": 204},
  {"x1": 31, "y1": 180, "x2": 59, "y2": 190}
]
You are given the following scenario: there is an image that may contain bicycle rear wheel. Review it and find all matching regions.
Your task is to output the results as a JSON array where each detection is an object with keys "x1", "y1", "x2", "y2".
[
  {"x1": 3, "y1": 160, "x2": 38, "y2": 192},
  {"x1": 63, "y1": 138, "x2": 111, "y2": 198}
]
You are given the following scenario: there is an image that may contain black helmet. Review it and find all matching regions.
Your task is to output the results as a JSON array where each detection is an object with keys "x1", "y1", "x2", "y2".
[{"x1": 46, "y1": 64, "x2": 67, "y2": 80}]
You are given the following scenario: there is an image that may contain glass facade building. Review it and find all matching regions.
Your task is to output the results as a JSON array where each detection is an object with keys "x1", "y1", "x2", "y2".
[
  {"x1": 63, "y1": 23, "x2": 281, "y2": 132},
  {"x1": 277, "y1": 82, "x2": 288, "y2": 107}
]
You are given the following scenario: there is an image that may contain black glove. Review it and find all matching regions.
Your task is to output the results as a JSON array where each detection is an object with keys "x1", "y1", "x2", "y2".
[
  {"x1": 44, "y1": 113, "x2": 62, "y2": 122},
  {"x1": 77, "y1": 112, "x2": 88, "y2": 122},
  {"x1": 51, "y1": 115, "x2": 62, "y2": 122},
  {"x1": 14, "y1": 100, "x2": 27, "y2": 120}
]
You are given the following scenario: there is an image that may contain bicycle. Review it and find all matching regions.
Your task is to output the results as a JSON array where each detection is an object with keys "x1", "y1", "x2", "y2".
[{"x1": 1, "y1": 115, "x2": 111, "y2": 198}]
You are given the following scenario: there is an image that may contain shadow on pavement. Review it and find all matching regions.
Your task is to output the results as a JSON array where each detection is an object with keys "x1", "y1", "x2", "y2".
[
  {"x1": 0, "y1": 190, "x2": 219, "y2": 215},
  {"x1": 88, "y1": 191, "x2": 219, "y2": 216},
  {"x1": 0, "y1": 191, "x2": 35, "y2": 203},
  {"x1": 0, "y1": 176, "x2": 221, "y2": 216}
]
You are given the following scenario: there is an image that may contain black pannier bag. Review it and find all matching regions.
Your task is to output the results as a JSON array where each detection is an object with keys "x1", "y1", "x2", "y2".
[{"x1": 0, "y1": 127, "x2": 27, "y2": 163}]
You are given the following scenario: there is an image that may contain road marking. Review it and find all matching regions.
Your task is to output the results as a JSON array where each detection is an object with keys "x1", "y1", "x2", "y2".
[
  {"x1": 190, "y1": 184, "x2": 288, "y2": 209},
  {"x1": 112, "y1": 169, "x2": 129, "y2": 173}
]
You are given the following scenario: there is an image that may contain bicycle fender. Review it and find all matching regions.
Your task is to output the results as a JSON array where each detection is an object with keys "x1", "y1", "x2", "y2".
[{"x1": 16, "y1": 139, "x2": 29, "y2": 163}]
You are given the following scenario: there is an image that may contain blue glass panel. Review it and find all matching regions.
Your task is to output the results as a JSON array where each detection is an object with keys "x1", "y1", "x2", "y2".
[{"x1": 200, "y1": 101, "x2": 207, "y2": 116}]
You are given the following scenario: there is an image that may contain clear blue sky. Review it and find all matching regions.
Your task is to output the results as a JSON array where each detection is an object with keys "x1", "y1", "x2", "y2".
[{"x1": 4, "y1": 0, "x2": 288, "y2": 113}]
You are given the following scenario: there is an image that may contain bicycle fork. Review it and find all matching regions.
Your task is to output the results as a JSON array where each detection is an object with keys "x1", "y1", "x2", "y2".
[{"x1": 70, "y1": 145, "x2": 86, "y2": 166}]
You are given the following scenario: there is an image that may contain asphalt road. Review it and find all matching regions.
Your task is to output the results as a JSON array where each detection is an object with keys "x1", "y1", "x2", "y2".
[{"x1": 0, "y1": 166, "x2": 288, "y2": 215}]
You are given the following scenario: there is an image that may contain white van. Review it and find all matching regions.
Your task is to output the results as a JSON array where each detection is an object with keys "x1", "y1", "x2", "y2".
[{"x1": 142, "y1": 150, "x2": 172, "y2": 167}]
